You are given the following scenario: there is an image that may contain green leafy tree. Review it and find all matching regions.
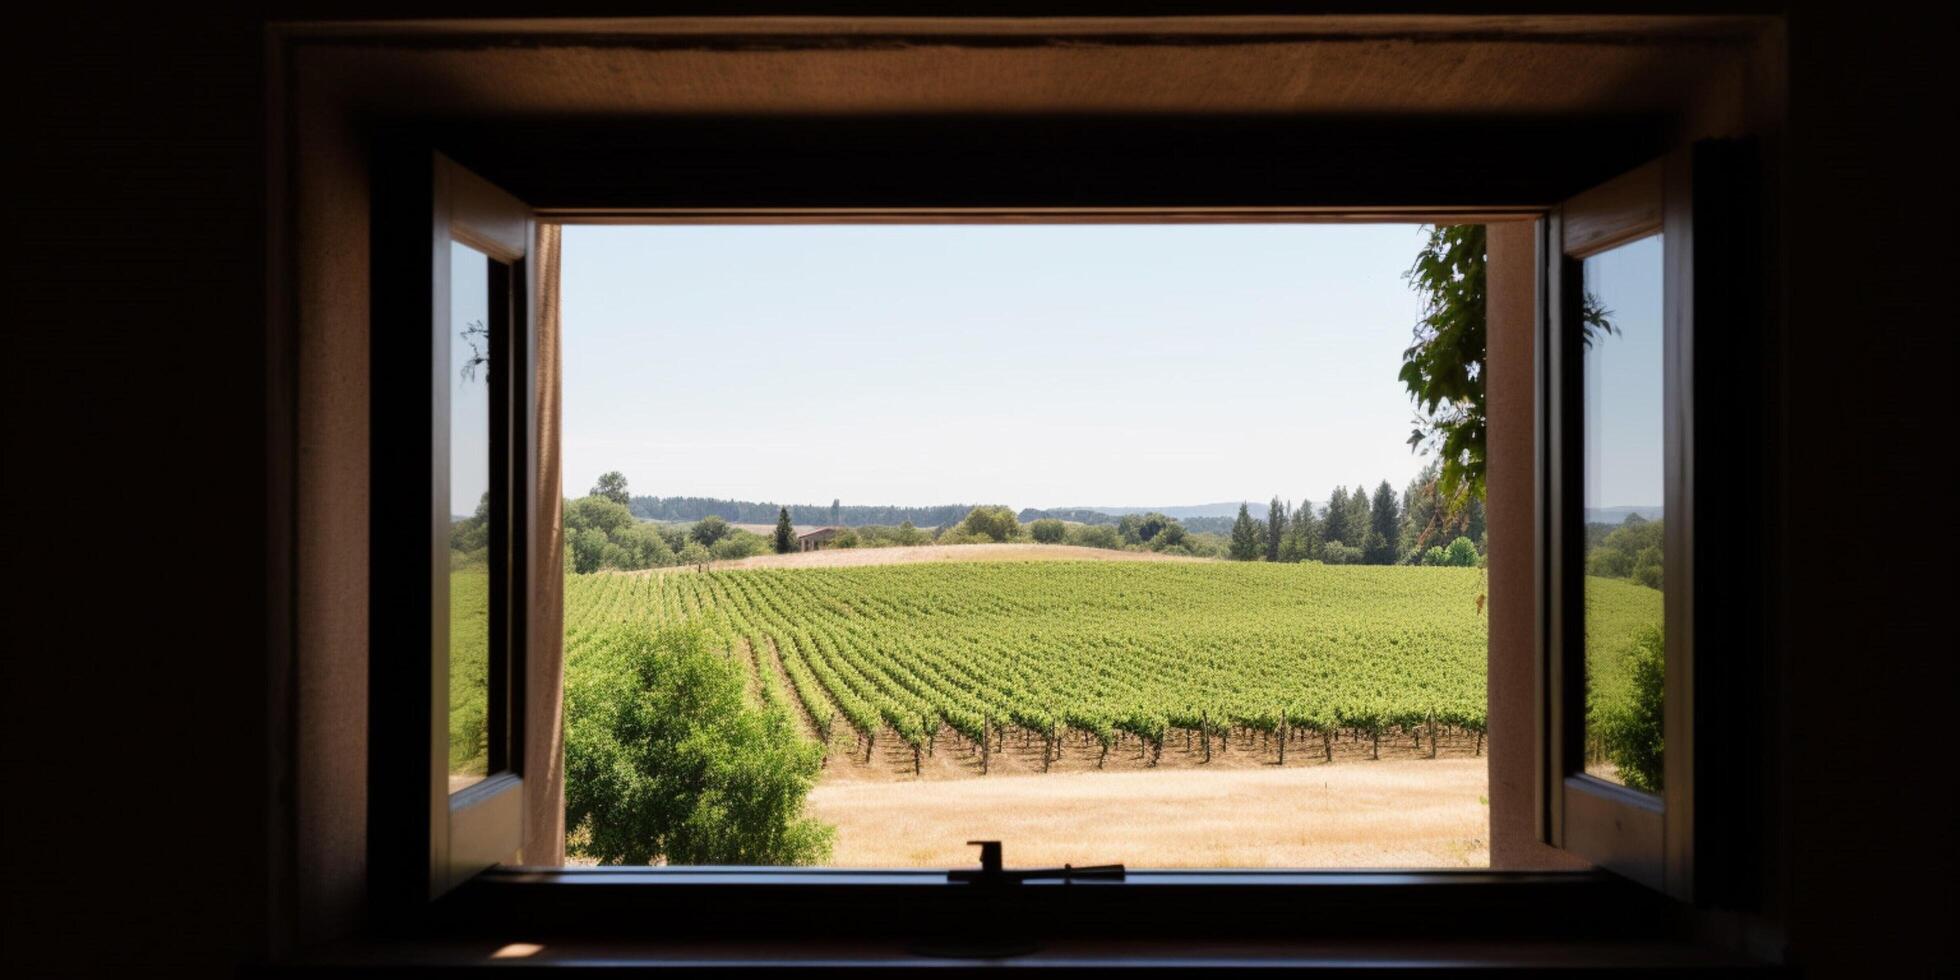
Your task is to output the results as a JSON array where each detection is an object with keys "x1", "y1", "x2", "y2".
[
  {"x1": 1029, "y1": 518, "x2": 1066, "y2": 544},
  {"x1": 895, "y1": 520, "x2": 927, "y2": 546},
  {"x1": 773, "y1": 507, "x2": 795, "y2": 554},
  {"x1": 690, "y1": 514, "x2": 731, "y2": 547},
  {"x1": 565, "y1": 622, "x2": 833, "y2": 865},
  {"x1": 830, "y1": 498, "x2": 841, "y2": 526},
  {"x1": 1265, "y1": 497, "x2": 1287, "y2": 563},
  {"x1": 1228, "y1": 503, "x2": 1262, "y2": 561},
  {"x1": 1401, "y1": 225, "x2": 1614, "y2": 507},
  {"x1": 592, "y1": 471, "x2": 631, "y2": 507},
  {"x1": 1155, "y1": 521, "x2": 1188, "y2": 549},
  {"x1": 957, "y1": 505, "x2": 1021, "y2": 542}
]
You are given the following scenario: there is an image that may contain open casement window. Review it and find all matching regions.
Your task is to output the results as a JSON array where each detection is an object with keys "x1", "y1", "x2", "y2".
[
  {"x1": 373, "y1": 151, "x2": 542, "y2": 908},
  {"x1": 1541, "y1": 141, "x2": 1761, "y2": 903}
]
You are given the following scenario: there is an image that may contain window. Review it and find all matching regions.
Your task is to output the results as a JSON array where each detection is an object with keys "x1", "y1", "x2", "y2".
[
  {"x1": 553, "y1": 223, "x2": 1497, "y2": 871},
  {"x1": 372, "y1": 153, "x2": 537, "y2": 904},
  {"x1": 1541, "y1": 145, "x2": 1761, "y2": 901}
]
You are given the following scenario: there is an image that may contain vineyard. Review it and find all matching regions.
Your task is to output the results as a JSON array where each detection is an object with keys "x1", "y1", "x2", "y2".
[{"x1": 564, "y1": 560, "x2": 1501, "y2": 772}]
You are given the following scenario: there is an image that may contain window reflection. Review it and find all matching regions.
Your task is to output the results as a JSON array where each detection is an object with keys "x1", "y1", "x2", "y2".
[
  {"x1": 1580, "y1": 234, "x2": 1665, "y2": 792},
  {"x1": 449, "y1": 242, "x2": 493, "y2": 791}
]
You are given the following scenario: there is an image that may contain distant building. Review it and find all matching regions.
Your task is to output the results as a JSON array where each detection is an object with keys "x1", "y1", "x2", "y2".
[{"x1": 797, "y1": 526, "x2": 843, "y2": 552}]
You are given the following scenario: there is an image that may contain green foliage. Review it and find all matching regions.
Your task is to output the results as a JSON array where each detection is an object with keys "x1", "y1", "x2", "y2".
[
  {"x1": 1320, "y1": 540, "x2": 1362, "y2": 565},
  {"x1": 1586, "y1": 515, "x2": 1664, "y2": 590},
  {"x1": 1067, "y1": 524, "x2": 1123, "y2": 550},
  {"x1": 1029, "y1": 518, "x2": 1067, "y2": 544},
  {"x1": 564, "y1": 621, "x2": 832, "y2": 865},
  {"x1": 1321, "y1": 487, "x2": 1350, "y2": 547},
  {"x1": 564, "y1": 495, "x2": 674, "y2": 573},
  {"x1": 1401, "y1": 225, "x2": 1487, "y2": 502},
  {"x1": 1443, "y1": 536, "x2": 1479, "y2": 568},
  {"x1": 1228, "y1": 503, "x2": 1262, "y2": 561},
  {"x1": 592, "y1": 470, "x2": 631, "y2": 507},
  {"x1": 773, "y1": 508, "x2": 795, "y2": 554},
  {"x1": 448, "y1": 568, "x2": 490, "y2": 776},
  {"x1": 1367, "y1": 481, "x2": 1402, "y2": 565},
  {"x1": 712, "y1": 530, "x2": 769, "y2": 561},
  {"x1": 1401, "y1": 224, "x2": 1613, "y2": 506},
  {"x1": 1154, "y1": 522, "x2": 1189, "y2": 549},
  {"x1": 1595, "y1": 625, "x2": 1665, "y2": 792},
  {"x1": 956, "y1": 505, "x2": 1021, "y2": 542},
  {"x1": 1265, "y1": 497, "x2": 1287, "y2": 563},
  {"x1": 690, "y1": 514, "x2": 732, "y2": 548}
]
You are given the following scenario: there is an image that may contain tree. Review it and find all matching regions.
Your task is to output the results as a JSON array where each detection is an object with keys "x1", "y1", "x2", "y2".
[
  {"x1": 1288, "y1": 500, "x2": 1318, "y2": 561},
  {"x1": 1401, "y1": 224, "x2": 1614, "y2": 506},
  {"x1": 690, "y1": 514, "x2": 731, "y2": 547},
  {"x1": 1265, "y1": 497, "x2": 1287, "y2": 563},
  {"x1": 1321, "y1": 487, "x2": 1350, "y2": 547},
  {"x1": 564, "y1": 622, "x2": 833, "y2": 865},
  {"x1": 830, "y1": 498, "x2": 841, "y2": 526},
  {"x1": 1029, "y1": 518, "x2": 1066, "y2": 544},
  {"x1": 592, "y1": 471, "x2": 631, "y2": 507},
  {"x1": 1228, "y1": 503, "x2": 1262, "y2": 561},
  {"x1": 957, "y1": 505, "x2": 1020, "y2": 542},
  {"x1": 1156, "y1": 522, "x2": 1188, "y2": 549},
  {"x1": 773, "y1": 507, "x2": 795, "y2": 554},
  {"x1": 1367, "y1": 480, "x2": 1401, "y2": 565}
]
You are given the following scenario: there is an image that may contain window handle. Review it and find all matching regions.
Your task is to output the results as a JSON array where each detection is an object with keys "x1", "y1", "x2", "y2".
[{"x1": 949, "y1": 840, "x2": 1125, "y2": 884}]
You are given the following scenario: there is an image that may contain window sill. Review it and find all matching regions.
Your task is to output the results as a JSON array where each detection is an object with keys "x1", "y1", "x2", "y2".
[{"x1": 267, "y1": 868, "x2": 1771, "y2": 972}]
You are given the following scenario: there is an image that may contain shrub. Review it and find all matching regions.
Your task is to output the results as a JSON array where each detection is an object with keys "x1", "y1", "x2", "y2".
[
  {"x1": 1421, "y1": 546, "x2": 1448, "y2": 566},
  {"x1": 1321, "y1": 540, "x2": 1362, "y2": 565},
  {"x1": 565, "y1": 621, "x2": 833, "y2": 865},
  {"x1": 1067, "y1": 524, "x2": 1123, "y2": 550},
  {"x1": 1596, "y1": 625, "x2": 1665, "y2": 792},
  {"x1": 1443, "y1": 536, "x2": 1479, "y2": 567},
  {"x1": 957, "y1": 505, "x2": 1021, "y2": 542},
  {"x1": 1029, "y1": 518, "x2": 1066, "y2": 543}
]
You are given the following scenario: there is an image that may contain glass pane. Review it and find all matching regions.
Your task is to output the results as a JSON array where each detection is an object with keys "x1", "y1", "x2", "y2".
[
  {"x1": 1581, "y1": 234, "x2": 1665, "y2": 792},
  {"x1": 448, "y1": 242, "x2": 493, "y2": 792}
]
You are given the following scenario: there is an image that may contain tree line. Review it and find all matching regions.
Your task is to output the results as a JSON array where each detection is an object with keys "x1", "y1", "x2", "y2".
[
  {"x1": 627, "y1": 490, "x2": 974, "y2": 529},
  {"x1": 1223, "y1": 460, "x2": 1486, "y2": 566}
]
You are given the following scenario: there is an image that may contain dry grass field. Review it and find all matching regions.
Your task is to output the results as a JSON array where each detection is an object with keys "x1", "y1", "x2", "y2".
[{"x1": 808, "y1": 759, "x2": 1489, "y2": 868}]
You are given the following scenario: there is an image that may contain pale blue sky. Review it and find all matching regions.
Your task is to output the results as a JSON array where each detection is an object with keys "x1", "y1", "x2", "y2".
[
  {"x1": 450, "y1": 242, "x2": 491, "y2": 517},
  {"x1": 557, "y1": 223, "x2": 1636, "y2": 514},
  {"x1": 1582, "y1": 234, "x2": 1666, "y2": 512}
]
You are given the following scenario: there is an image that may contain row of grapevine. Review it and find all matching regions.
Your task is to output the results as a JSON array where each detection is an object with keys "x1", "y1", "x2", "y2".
[{"x1": 563, "y1": 560, "x2": 1504, "y2": 768}]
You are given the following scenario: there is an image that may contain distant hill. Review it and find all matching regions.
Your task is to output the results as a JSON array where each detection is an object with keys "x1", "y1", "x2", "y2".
[{"x1": 1584, "y1": 506, "x2": 1664, "y2": 524}]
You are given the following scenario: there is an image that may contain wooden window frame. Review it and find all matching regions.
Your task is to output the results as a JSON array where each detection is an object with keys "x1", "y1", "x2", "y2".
[
  {"x1": 344, "y1": 120, "x2": 1762, "y2": 963},
  {"x1": 372, "y1": 150, "x2": 539, "y2": 912},
  {"x1": 1539, "y1": 142, "x2": 1764, "y2": 904}
]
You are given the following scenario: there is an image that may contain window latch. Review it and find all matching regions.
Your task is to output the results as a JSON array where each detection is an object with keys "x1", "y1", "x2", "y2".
[{"x1": 947, "y1": 840, "x2": 1125, "y2": 885}]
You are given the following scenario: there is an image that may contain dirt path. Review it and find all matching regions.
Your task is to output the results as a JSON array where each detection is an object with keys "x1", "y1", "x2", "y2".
[
  {"x1": 807, "y1": 759, "x2": 1489, "y2": 868},
  {"x1": 677, "y1": 542, "x2": 1215, "y2": 572}
]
